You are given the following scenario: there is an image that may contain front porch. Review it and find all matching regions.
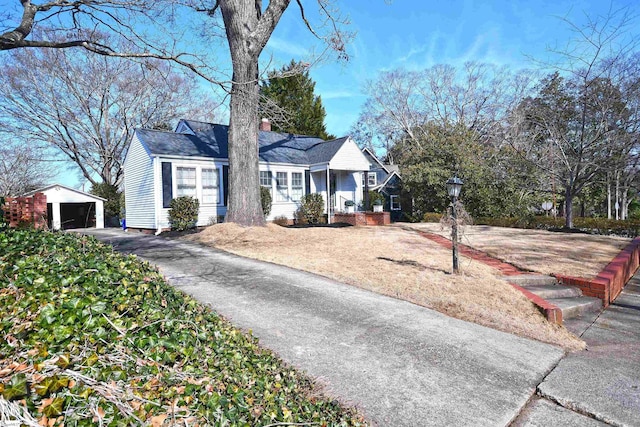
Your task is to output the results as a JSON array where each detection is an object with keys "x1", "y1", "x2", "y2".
[{"x1": 310, "y1": 167, "x2": 372, "y2": 223}]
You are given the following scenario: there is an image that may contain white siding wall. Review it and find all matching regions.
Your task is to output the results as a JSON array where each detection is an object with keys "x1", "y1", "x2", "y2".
[
  {"x1": 156, "y1": 158, "x2": 227, "y2": 229},
  {"x1": 260, "y1": 164, "x2": 308, "y2": 220},
  {"x1": 124, "y1": 134, "x2": 156, "y2": 229},
  {"x1": 329, "y1": 139, "x2": 371, "y2": 171}
]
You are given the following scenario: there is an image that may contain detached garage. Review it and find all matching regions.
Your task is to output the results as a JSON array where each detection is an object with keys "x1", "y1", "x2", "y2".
[{"x1": 24, "y1": 184, "x2": 105, "y2": 230}]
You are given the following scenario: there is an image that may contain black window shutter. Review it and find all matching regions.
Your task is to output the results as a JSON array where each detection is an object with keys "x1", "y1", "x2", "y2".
[
  {"x1": 305, "y1": 170, "x2": 311, "y2": 195},
  {"x1": 223, "y1": 165, "x2": 229, "y2": 206},
  {"x1": 162, "y1": 162, "x2": 173, "y2": 208}
]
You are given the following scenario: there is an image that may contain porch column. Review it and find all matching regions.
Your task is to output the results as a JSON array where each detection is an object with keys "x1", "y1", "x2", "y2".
[
  {"x1": 364, "y1": 170, "x2": 369, "y2": 211},
  {"x1": 326, "y1": 164, "x2": 331, "y2": 224}
]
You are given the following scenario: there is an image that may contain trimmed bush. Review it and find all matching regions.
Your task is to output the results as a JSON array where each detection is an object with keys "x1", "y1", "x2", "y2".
[
  {"x1": 272, "y1": 215, "x2": 290, "y2": 226},
  {"x1": 297, "y1": 193, "x2": 324, "y2": 224},
  {"x1": 470, "y1": 215, "x2": 640, "y2": 237},
  {"x1": 168, "y1": 196, "x2": 200, "y2": 231},
  {"x1": 260, "y1": 186, "x2": 272, "y2": 218}
]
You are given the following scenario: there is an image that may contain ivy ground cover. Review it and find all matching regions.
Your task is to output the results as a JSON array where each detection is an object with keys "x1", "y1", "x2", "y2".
[{"x1": 0, "y1": 229, "x2": 365, "y2": 426}]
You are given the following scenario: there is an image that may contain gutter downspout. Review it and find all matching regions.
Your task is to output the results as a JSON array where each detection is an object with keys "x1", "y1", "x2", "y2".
[{"x1": 154, "y1": 157, "x2": 163, "y2": 235}]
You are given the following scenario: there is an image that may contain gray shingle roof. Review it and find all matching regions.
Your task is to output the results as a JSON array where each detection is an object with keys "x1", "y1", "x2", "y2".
[
  {"x1": 135, "y1": 120, "x2": 348, "y2": 165},
  {"x1": 136, "y1": 128, "x2": 226, "y2": 158},
  {"x1": 306, "y1": 137, "x2": 349, "y2": 164}
]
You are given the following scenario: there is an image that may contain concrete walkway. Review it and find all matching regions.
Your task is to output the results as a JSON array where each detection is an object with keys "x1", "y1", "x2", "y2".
[{"x1": 81, "y1": 228, "x2": 564, "y2": 426}]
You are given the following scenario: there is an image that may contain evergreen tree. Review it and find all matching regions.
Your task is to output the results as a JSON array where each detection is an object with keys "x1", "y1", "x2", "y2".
[{"x1": 261, "y1": 60, "x2": 334, "y2": 140}]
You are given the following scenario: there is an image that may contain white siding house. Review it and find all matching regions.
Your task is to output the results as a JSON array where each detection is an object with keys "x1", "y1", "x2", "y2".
[{"x1": 123, "y1": 119, "x2": 373, "y2": 232}]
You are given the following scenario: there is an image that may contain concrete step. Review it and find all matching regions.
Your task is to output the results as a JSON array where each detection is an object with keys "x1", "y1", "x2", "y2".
[
  {"x1": 523, "y1": 284, "x2": 583, "y2": 299},
  {"x1": 508, "y1": 274, "x2": 558, "y2": 287},
  {"x1": 547, "y1": 296, "x2": 603, "y2": 320}
]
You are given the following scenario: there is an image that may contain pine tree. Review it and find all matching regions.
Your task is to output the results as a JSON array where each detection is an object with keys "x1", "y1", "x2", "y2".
[{"x1": 261, "y1": 60, "x2": 334, "y2": 140}]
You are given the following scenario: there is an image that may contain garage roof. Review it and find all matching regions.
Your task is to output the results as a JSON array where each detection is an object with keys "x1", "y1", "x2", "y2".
[{"x1": 23, "y1": 184, "x2": 107, "y2": 201}]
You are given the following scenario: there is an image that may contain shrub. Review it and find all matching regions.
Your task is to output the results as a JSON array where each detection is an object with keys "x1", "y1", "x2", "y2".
[
  {"x1": 294, "y1": 207, "x2": 308, "y2": 225},
  {"x1": 364, "y1": 191, "x2": 385, "y2": 210},
  {"x1": 423, "y1": 212, "x2": 443, "y2": 223},
  {"x1": 90, "y1": 182, "x2": 122, "y2": 218},
  {"x1": 469, "y1": 215, "x2": 640, "y2": 237},
  {"x1": 260, "y1": 186, "x2": 272, "y2": 217},
  {"x1": 272, "y1": 215, "x2": 290, "y2": 226},
  {"x1": 168, "y1": 196, "x2": 200, "y2": 231},
  {"x1": 298, "y1": 193, "x2": 324, "y2": 224}
]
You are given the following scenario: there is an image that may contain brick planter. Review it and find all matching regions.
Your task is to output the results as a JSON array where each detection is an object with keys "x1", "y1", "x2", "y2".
[{"x1": 332, "y1": 212, "x2": 390, "y2": 226}]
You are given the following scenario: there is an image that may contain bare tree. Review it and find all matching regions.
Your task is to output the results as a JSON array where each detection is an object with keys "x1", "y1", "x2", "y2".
[
  {"x1": 0, "y1": 141, "x2": 54, "y2": 196},
  {"x1": 1, "y1": 0, "x2": 352, "y2": 226},
  {"x1": 0, "y1": 39, "x2": 218, "y2": 187},
  {"x1": 509, "y1": 7, "x2": 640, "y2": 228},
  {"x1": 353, "y1": 62, "x2": 536, "y2": 157}
]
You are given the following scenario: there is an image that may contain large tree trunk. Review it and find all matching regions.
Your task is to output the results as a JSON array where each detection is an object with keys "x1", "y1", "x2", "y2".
[
  {"x1": 220, "y1": 1, "x2": 264, "y2": 226},
  {"x1": 225, "y1": 55, "x2": 265, "y2": 226},
  {"x1": 622, "y1": 188, "x2": 629, "y2": 220},
  {"x1": 607, "y1": 173, "x2": 612, "y2": 219},
  {"x1": 220, "y1": 0, "x2": 290, "y2": 226},
  {"x1": 565, "y1": 186, "x2": 574, "y2": 229}
]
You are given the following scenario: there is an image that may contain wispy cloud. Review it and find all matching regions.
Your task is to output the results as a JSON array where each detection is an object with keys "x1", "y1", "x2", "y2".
[
  {"x1": 320, "y1": 90, "x2": 361, "y2": 100},
  {"x1": 397, "y1": 45, "x2": 428, "y2": 63},
  {"x1": 266, "y1": 36, "x2": 309, "y2": 57}
]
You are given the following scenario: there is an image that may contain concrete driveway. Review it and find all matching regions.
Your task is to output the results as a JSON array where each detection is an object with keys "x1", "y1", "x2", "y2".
[{"x1": 82, "y1": 228, "x2": 564, "y2": 426}]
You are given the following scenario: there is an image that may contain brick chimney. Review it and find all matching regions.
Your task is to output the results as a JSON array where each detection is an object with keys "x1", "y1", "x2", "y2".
[{"x1": 259, "y1": 118, "x2": 271, "y2": 132}]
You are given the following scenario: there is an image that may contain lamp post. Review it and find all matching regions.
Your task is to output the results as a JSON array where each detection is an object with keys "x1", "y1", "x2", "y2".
[{"x1": 446, "y1": 176, "x2": 464, "y2": 274}]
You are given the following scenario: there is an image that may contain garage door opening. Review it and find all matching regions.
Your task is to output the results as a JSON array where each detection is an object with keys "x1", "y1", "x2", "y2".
[{"x1": 52, "y1": 202, "x2": 96, "y2": 229}]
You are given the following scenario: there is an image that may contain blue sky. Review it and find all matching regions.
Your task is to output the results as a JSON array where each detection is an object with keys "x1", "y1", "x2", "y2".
[
  {"x1": 35, "y1": 0, "x2": 638, "y2": 189},
  {"x1": 263, "y1": 0, "x2": 639, "y2": 137}
]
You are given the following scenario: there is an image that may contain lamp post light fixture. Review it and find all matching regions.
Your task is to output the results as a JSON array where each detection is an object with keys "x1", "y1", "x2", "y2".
[{"x1": 446, "y1": 176, "x2": 464, "y2": 274}]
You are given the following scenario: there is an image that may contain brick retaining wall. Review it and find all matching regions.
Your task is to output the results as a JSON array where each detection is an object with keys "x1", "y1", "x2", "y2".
[{"x1": 555, "y1": 236, "x2": 640, "y2": 307}]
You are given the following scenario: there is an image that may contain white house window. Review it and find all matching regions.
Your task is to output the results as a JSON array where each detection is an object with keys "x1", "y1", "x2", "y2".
[
  {"x1": 202, "y1": 168, "x2": 219, "y2": 204},
  {"x1": 176, "y1": 167, "x2": 196, "y2": 197},
  {"x1": 276, "y1": 172, "x2": 288, "y2": 202},
  {"x1": 260, "y1": 171, "x2": 273, "y2": 194},
  {"x1": 291, "y1": 172, "x2": 303, "y2": 201},
  {"x1": 390, "y1": 195, "x2": 401, "y2": 210},
  {"x1": 368, "y1": 172, "x2": 377, "y2": 187}
]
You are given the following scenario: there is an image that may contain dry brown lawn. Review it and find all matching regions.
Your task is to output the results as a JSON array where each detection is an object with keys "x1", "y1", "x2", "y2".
[
  {"x1": 407, "y1": 223, "x2": 630, "y2": 279},
  {"x1": 185, "y1": 223, "x2": 585, "y2": 351}
]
